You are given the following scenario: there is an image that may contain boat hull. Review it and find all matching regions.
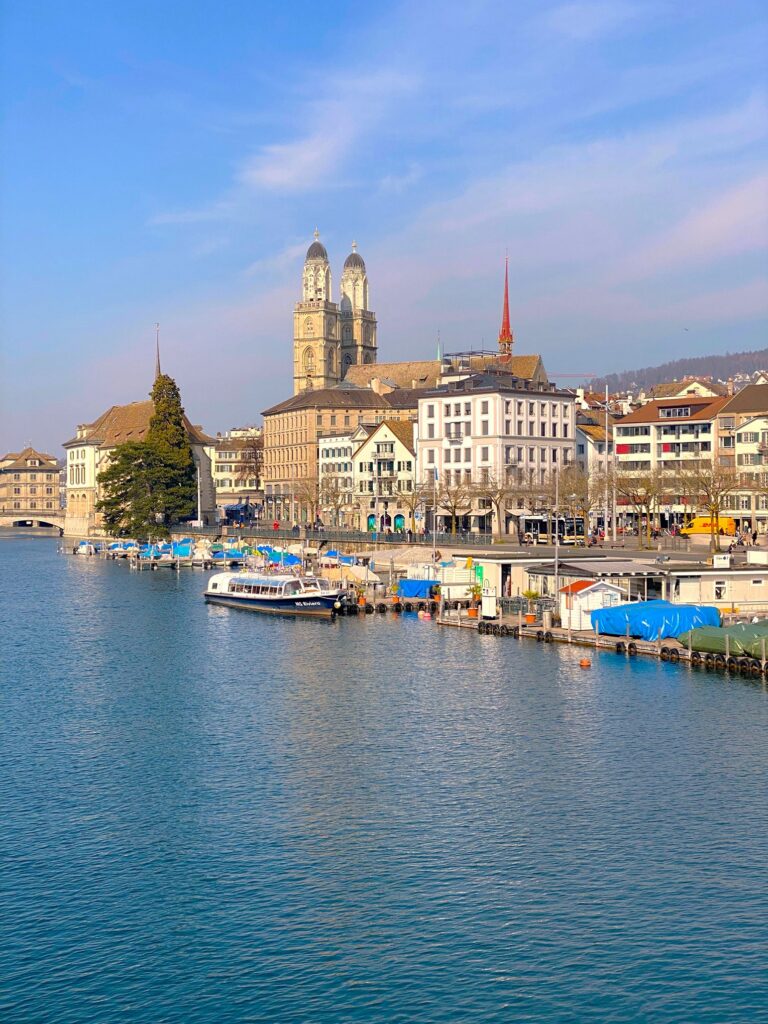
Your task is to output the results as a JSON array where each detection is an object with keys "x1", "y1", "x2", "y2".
[{"x1": 204, "y1": 591, "x2": 338, "y2": 618}]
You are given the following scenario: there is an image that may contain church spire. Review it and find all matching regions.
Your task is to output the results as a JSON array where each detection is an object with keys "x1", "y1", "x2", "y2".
[
  {"x1": 498, "y1": 256, "x2": 513, "y2": 355},
  {"x1": 155, "y1": 323, "x2": 161, "y2": 380}
]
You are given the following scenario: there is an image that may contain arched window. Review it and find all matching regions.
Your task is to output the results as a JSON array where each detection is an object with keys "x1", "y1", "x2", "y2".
[
  {"x1": 304, "y1": 317, "x2": 314, "y2": 336},
  {"x1": 327, "y1": 349, "x2": 335, "y2": 375},
  {"x1": 303, "y1": 348, "x2": 315, "y2": 372},
  {"x1": 363, "y1": 352, "x2": 373, "y2": 364},
  {"x1": 342, "y1": 324, "x2": 352, "y2": 341}
]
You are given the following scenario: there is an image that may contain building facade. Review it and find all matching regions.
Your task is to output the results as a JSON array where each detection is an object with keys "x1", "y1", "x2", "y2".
[
  {"x1": 212, "y1": 427, "x2": 263, "y2": 516},
  {"x1": 63, "y1": 397, "x2": 216, "y2": 536},
  {"x1": 293, "y1": 232, "x2": 377, "y2": 394},
  {"x1": 352, "y1": 420, "x2": 416, "y2": 532},
  {"x1": 0, "y1": 447, "x2": 60, "y2": 523}
]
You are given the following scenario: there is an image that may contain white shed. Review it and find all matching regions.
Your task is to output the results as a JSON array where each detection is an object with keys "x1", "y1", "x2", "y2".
[{"x1": 559, "y1": 579, "x2": 625, "y2": 631}]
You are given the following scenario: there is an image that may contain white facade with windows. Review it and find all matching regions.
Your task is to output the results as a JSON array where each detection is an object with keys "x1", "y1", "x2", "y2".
[
  {"x1": 352, "y1": 421, "x2": 416, "y2": 532},
  {"x1": 416, "y1": 373, "x2": 576, "y2": 493}
]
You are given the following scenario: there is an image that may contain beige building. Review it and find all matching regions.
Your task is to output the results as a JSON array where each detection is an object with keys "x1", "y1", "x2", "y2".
[
  {"x1": 262, "y1": 387, "x2": 420, "y2": 523},
  {"x1": 0, "y1": 447, "x2": 61, "y2": 525},
  {"x1": 293, "y1": 232, "x2": 377, "y2": 394},
  {"x1": 212, "y1": 427, "x2": 263, "y2": 515},
  {"x1": 353, "y1": 420, "x2": 416, "y2": 532},
  {"x1": 63, "y1": 399, "x2": 216, "y2": 537}
]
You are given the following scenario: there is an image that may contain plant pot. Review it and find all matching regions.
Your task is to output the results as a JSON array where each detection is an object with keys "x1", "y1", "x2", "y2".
[
  {"x1": 524, "y1": 613, "x2": 536, "y2": 624},
  {"x1": 467, "y1": 607, "x2": 478, "y2": 619}
]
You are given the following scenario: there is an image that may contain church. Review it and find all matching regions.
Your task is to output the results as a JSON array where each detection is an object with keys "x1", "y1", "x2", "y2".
[{"x1": 293, "y1": 231, "x2": 377, "y2": 393}]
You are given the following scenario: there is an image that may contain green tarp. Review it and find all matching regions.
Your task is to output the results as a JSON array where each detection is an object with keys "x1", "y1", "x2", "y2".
[{"x1": 678, "y1": 621, "x2": 768, "y2": 658}]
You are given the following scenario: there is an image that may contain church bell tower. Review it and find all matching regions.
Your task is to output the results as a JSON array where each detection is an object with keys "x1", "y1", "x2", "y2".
[
  {"x1": 293, "y1": 230, "x2": 341, "y2": 394},
  {"x1": 339, "y1": 241, "x2": 377, "y2": 376}
]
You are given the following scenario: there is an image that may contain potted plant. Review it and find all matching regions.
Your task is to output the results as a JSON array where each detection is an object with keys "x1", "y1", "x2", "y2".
[
  {"x1": 467, "y1": 583, "x2": 482, "y2": 618},
  {"x1": 522, "y1": 589, "x2": 540, "y2": 624}
]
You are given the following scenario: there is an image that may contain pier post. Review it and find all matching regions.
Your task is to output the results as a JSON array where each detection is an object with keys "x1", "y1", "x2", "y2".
[{"x1": 761, "y1": 637, "x2": 766, "y2": 676}]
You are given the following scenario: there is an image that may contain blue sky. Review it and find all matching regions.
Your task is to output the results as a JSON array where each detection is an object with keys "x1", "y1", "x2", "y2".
[{"x1": 2, "y1": 0, "x2": 767, "y2": 450}]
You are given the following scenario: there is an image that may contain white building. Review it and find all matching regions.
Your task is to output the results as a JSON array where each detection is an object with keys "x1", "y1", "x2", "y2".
[
  {"x1": 575, "y1": 417, "x2": 614, "y2": 475},
  {"x1": 353, "y1": 420, "x2": 416, "y2": 532},
  {"x1": 416, "y1": 370, "x2": 577, "y2": 533},
  {"x1": 318, "y1": 425, "x2": 373, "y2": 526},
  {"x1": 212, "y1": 426, "x2": 263, "y2": 518}
]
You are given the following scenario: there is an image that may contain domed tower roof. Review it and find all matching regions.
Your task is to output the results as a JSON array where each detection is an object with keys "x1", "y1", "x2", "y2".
[
  {"x1": 343, "y1": 241, "x2": 366, "y2": 271},
  {"x1": 306, "y1": 228, "x2": 328, "y2": 261}
]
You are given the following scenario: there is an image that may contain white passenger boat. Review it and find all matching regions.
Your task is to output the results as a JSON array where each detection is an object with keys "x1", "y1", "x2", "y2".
[{"x1": 204, "y1": 572, "x2": 343, "y2": 618}]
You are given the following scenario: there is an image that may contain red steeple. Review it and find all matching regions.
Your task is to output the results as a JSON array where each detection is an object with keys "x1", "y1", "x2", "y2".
[{"x1": 498, "y1": 256, "x2": 513, "y2": 354}]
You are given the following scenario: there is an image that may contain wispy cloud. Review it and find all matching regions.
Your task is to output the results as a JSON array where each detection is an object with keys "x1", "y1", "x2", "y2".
[{"x1": 544, "y1": 1, "x2": 641, "y2": 40}]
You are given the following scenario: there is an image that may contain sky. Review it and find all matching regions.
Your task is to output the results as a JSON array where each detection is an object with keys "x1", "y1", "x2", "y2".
[{"x1": 1, "y1": 0, "x2": 767, "y2": 451}]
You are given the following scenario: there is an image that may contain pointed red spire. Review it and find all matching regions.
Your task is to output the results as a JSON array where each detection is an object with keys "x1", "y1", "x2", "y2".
[{"x1": 498, "y1": 256, "x2": 513, "y2": 354}]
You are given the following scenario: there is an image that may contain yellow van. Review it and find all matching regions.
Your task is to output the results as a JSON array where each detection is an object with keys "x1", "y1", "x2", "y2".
[{"x1": 680, "y1": 515, "x2": 737, "y2": 537}]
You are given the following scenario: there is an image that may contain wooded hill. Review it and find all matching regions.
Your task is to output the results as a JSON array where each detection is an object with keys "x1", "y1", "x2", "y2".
[{"x1": 587, "y1": 347, "x2": 768, "y2": 393}]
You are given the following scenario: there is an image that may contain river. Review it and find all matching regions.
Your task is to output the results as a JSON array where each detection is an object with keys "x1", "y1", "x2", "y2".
[{"x1": 2, "y1": 537, "x2": 767, "y2": 1023}]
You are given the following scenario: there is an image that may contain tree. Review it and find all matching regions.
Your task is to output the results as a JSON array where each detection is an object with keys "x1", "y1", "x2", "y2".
[
  {"x1": 96, "y1": 374, "x2": 197, "y2": 538},
  {"x1": 614, "y1": 468, "x2": 666, "y2": 548},
  {"x1": 295, "y1": 475, "x2": 321, "y2": 524},
  {"x1": 234, "y1": 435, "x2": 263, "y2": 492},
  {"x1": 556, "y1": 464, "x2": 600, "y2": 543},
  {"x1": 679, "y1": 463, "x2": 740, "y2": 551},
  {"x1": 399, "y1": 477, "x2": 431, "y2": 533},
  {"x1": 320, "y1": 472, "x2": 350, "y2": 527},
  {"x1": 438, "y1": 479, "x2": 473, "y2": 535},
  {"x1": 472, "y1": 470, "x2": 513, "y2": 541}
]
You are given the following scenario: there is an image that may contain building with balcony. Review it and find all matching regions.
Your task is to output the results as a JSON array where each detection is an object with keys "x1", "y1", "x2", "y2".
[
  {"x1": 212, "y1": 427, "x2": 263, "y2": 517},
  {"x1": 352, "y1": 420, "x2": 416, "y2": 532}
]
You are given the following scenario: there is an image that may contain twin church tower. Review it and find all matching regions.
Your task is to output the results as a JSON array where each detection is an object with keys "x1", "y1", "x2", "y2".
[{"x1": 293, "y1": 230, "x2": 377, "y2": 394}]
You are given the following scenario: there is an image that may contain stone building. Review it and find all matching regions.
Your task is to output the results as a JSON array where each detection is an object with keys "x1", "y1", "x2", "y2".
[
  {"x1": 293, "y1": 232, "x2": 377, "y2": 394},
  {"x1": 0, "y1": 447, "x2": 61, "y2": 525},
  {"x1": 63, "y1": 395, "x2": 216, "y2": 537}
]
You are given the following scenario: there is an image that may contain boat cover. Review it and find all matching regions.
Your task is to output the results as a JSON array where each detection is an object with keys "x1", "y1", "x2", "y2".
[
  {"x1": 590, "y1": 600, "x2": 720, "y2": 641},
  {"x1": 677, "y1": 621, "x2": 768, "y2": 657},
  {"x1": 397, "y1": 579, "x2": 437, "y2": 599}
]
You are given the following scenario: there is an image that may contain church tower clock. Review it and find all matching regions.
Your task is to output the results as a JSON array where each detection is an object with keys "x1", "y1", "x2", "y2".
[
  {"x1": 339, "y1": 241, "x2": 377, "y2": 376},
  {"x1": 293, "y1": 230, "x2": 341, "y2": 394}
]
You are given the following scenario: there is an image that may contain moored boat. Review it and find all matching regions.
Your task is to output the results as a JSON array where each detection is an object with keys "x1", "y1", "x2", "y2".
[{"x1": 204, "y1": 572, "x2": 342, "y2": 618}]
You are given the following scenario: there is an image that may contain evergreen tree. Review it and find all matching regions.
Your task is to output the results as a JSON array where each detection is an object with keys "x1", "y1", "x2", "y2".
[{"x1": 96, "y1": 374, "x2": 197, "y2": 537}]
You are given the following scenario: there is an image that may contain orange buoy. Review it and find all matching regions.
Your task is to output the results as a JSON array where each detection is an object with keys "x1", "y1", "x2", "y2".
[
  {"x1": 579, "y1": 658, "x2": 591, "y2": 669},
  {"x1": 422, "y1": 612, "x2": 432, "y2": 620}
]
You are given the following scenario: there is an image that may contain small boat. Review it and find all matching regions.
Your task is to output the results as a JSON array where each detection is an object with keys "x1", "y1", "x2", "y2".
[
  {"x1": 74, "y1": 540, "x2": 100, "y2": 556},
  {"x1": 204, "y1": 572, "x2": 342, "y2": 618}
]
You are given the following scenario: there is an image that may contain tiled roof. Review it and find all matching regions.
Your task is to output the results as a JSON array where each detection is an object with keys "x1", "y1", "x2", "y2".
[
  {"x1": 378, "y1": 419, "x2": 416, "y2": 453},
  {"x1": 0, "y1": 446, "x2": 59, "y2": 470},
  {"x1": 649, "y1": 378, "x2": 726, "y2": 398},
  {"x1": 616, "y1": 396, "x2": 729, "y2": 424},
  {"x1": 577, "y1": 423, "x2": 610, "y2": 443},
  {"x1": 719, "y1": 384, "x2": 768, "y2": 416},
  {"x1": 263, "y1": 387, "x2": 392, "y2": 416},
  {"x1": 344, "y1": 360, "x2": 441, "y2": 389},
  {"x1": 64, "y1": 401, "x2": 213, "y2": 448}
]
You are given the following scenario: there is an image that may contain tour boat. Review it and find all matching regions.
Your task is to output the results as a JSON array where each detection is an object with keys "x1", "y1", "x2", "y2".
[{"x1": 204, "y1": 571, "x2": 342, "y2": 618}]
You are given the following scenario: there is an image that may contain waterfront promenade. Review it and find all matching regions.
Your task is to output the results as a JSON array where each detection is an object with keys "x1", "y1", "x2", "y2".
[{"x1": 3, "y1": 536, "x2": 768, "y2": 1023}]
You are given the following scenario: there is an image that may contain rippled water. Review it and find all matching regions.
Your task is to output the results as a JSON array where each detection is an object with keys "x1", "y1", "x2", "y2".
[{"x1": 2, "y1": 538, "x2": 767, "y2": 1023}]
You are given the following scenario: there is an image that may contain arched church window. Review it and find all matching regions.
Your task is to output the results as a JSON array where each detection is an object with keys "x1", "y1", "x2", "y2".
[
  {"x1": 303, "y1": 348, "x2": 315, "y2": 372},
  {"x1": 343, "y1": 325, "x2": 351, "y2": 341},
  {"x1": 343, "y1": 353, "x2": 352, "y2": 367},
  {"x1": 327, "y1": 350, "x2": 335, "y2": 374},
  {"x1": 364, "y1": 352, "x2": 373, "y2": 364},
  {"x1": 304, "y1": 317, "x2": 314, "y2": 336}
]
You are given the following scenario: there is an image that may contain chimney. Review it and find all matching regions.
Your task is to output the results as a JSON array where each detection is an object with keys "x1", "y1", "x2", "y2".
[{"x1": 727, "y1": 377, "x2": 734, "y2": 396}]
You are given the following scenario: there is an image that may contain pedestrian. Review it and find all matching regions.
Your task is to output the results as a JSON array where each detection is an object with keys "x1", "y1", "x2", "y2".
[{"x1": 753, "y1": 530, "x2": 759, "y2": 545}]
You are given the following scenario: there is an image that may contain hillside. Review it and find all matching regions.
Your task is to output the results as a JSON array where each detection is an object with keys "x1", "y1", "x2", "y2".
[{"x1": 587, "y1": 347, "x2": 768, "y2": 393}]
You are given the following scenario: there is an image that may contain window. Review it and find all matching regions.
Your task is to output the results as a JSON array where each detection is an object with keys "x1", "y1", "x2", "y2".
[
  {"x1": 481, "y1": 421, "x2": 489, "y2": 436},
  {"x1": 529, "y1": 402, "x2": 534, "y2": 415},
  {"x1": 541, "y1": 424, "x2": 546, "y2": 437},
  {"x1": 444, "y1": 403, "x2": 451, "y2": 416},
  {"x1": 659, "y1": 406, "x2": 690, "y2": 418},
  {"x1": 427, "y1": 450, "x2": 435, "y2": 464},
  {"x1": 344, "y1": 415, "x2": 350, "y2": 427},
  {"x1": 454, "y1": 403, "x2": 461, "y2": 416},
  {"x1": 517, "y1": 447, "x2": 523, "y2": 462},
  {"x1": 517, "y1": 420, "x2": 523, "y2": 434},
  {"x1": 563, "y1": 423, "x2": 569, "y2": 438},
  {"x1": 481, "y1": 447, "x2": 489, "y2": 461},
  {"x1": 481, "y1": 400, "x2": 489, "y2": 414},
  {"x1": 464, "y1": 448, "x2": 471, "y2": 462},
  {"x1": 552, "y1": 404, "x2": 558, "y2": 416},
  {"x1": 330, "y1": 415, "x2": 336, "y2": 426},
  {"x1": 427, "y1": 404, "x2": 434, "y2": 418},
  {"x1": 551, "y1": 424, "x2": 557, "y2": 437},
  {"x1": 528, "y1": 421, "x2": 534, "y2": 435},
  {"x1": 577, "y1": 444, "x2": 585, "y2": 455},
  {"x1": 552, "y1": 450, "x2": 558, "y2": 463},
  {"x1": 464, "y1": 403, "x2": 471, "y2": 416},
  {"x1": 714, "y1": 580, "x2": 726, "y2": 600}
]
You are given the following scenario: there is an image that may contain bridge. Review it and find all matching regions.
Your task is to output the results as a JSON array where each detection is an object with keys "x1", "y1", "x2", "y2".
[{"x1": 0, "y1": 514, "x2": 65, "y2": 533}]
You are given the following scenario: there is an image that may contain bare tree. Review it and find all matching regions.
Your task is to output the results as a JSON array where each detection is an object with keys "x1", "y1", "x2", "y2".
[
  {"x1": 472, "y1": 470, "x2": 514, "y2": 541},
  {"x1": 679, "y1": 463, "x2": 740, "y2": 551},
  {"x1": 320, "y1": 472, "x2": 350, "y2": 527},
  {"x1": 294, "y1": 475, "x2": 321, "y2": 525},
  {"x1": 399, "y1": 477, "x2": 431, "y2": 533},
  {"x1": 557, "y1": 464, "x2": 600, "y2": 544},
  {"x1": 615, "y1": 468, "x2": 666, "y2": 548},
  {"x1": 438, "y1": 479, "x2": 473, "y2": 535}
]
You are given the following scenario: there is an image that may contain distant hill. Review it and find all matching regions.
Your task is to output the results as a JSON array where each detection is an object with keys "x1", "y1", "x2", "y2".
[{"x1": 587, "y1": 347, "x2": 768, "y2": 393}]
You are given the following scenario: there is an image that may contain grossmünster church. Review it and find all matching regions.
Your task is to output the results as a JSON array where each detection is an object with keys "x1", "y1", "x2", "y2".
[{"x1": 293, "y1": 231, "x2": 377, "y2": 394}]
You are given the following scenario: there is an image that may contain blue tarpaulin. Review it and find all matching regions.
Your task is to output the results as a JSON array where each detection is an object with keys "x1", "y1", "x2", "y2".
[
  {"x1": 590, "y1": 600, "x2": 720, "y2": 641},
  {"x1": 398, "y1": 579, "x2": 437, "y2": 599}
]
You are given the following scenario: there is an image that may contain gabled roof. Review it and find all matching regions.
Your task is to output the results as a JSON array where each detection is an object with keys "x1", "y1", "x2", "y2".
[
  {"x1": 649, "y1": 378, "x2": 726, "y2": 399},
  {"x1": 559, "y1": 579, "x2": 595, "y2": 595},
  {"x1": 0, "y1": 446, "x2": 59, "y2": 470},
  {"x1": 719, "y1": 383, "x2": 768, "y2": 416},
  {"x1": 577, "y1": 423, "x2": 610, "y2": 443},
  {"x1": 355, "y1": 419, "x2": 415, "y2": 455},
  {"x1": 616, "y1": 395, "x2": 729, "y2": 424},
  {"x1": 64, "y1": 400, "x2": 213, "y2": 448},
  {"x1": 344, "y1": 360, "x2": 441, "y2": 389}
]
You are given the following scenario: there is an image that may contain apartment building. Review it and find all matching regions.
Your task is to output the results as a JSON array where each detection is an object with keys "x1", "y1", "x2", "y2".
[
  {"x1": 575, "y1": 415, "x2": 614, "y2": 475},
  {"x1": 353, "y1": 420, "x2": 416, "y2": 532},
  {"x1": 212, "y1": 427, "x2": 263, "y2": 514},
  {"x1": 614, "y1": 396, "x2": 728, "y2": 477},
  {"x1": 0, "y1": 447, "x2": 60, "y2": 521}
]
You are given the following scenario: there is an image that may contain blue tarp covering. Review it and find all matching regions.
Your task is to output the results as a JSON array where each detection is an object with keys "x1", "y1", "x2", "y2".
[
  {"x1": 398, "y1": 579, "x2": 437, "y2": 599},
  {"x1": 590, "y1": 600, "x2": 721, "y2": 641}
]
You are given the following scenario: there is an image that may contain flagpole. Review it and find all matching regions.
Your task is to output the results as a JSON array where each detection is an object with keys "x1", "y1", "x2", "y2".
[{"x1": 432, "y1": 468, "x2": 437, "y2": 567}]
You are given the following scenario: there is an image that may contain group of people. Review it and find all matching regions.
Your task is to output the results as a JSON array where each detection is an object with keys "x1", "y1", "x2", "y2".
[{"x1": 728, "y1": 530, "x2": 760, "y2": 553}]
